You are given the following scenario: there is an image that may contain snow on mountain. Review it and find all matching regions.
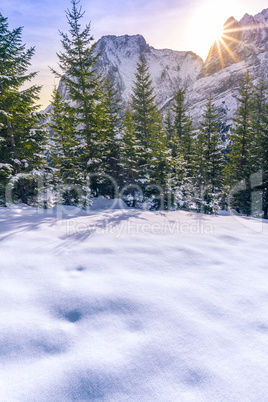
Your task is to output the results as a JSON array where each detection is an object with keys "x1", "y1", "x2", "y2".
[
  {"x1": 94, "y1": 34, "x2": 203, "y2": 112},
  {"x1": 247, "y1": 8, "x2": 268, "y2": 26},
  {"x1": 188, "y1": 8, "x2": 268, "y2": 126},
  {"x1": 55, "y1": 8, "x2": 268, "y2": 127}
]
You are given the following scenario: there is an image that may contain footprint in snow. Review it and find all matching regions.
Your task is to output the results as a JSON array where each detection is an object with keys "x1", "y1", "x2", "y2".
[{"x1": 64, "y1": 310, "x2": 82, "y2": 323}]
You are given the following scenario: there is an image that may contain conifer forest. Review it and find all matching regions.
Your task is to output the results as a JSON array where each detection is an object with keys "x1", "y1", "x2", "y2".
[{"x1": 1, "y1": 0, "x2": 268, "y2": 218}]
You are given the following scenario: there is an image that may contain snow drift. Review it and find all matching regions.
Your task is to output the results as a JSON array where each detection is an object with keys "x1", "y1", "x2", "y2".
[{"x1": 0, "y1": 206, "x2": 267, "y2": 401}]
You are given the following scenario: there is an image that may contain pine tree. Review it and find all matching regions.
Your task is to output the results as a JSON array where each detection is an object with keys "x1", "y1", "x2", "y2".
[
  {"x1": 48, "y1": 87, "x2": 82, "y2": 205},
  {"x1": 131, "y1": 57, "x2": 159, "y2": 151},
  {"x1": 0, "y1": 12, "x2": 48, "y2": 205},
  {"x1": 92, "y1": 79, "x2": 121, "y2": 197},
  {"x1": 164, "y1": 110, "x2": 174, "y2": 144},
  {"x1": 147, "y1": 110, "x2": 171, "y2": 209},
  {"x1": 225, "y1": 73, "x2": 255, "y2": 214},
  {"x1": 252, "y1": 79, "x2": 266, "y2": 170},
  {"x1": 169, "y1": 88, "x2": 195, "y2": 204},
  {"x1": 195, "y1": 94, "x2": 224, "y2": 213},
  {"x1": 259, "y1": 103, "x2": 268, "y2": 219},
  {"x1": 171, "y1": 89, "x2": 193, "y2": 161},
  {"x1": 157, "y1": 91, "x2": 193, "y2": 210},
  {"x1": 252, "y1": 80, "x2": 268, "y2": 218},
  {"x1": 51, "y1": 0, "x2": 103, "y2": 197},
  {"x1": 119, "y1": 109, "x2": 144, "y2": 206},
  {"x1": 130, "y1": 57, "x2": 169, "y2": 207}
]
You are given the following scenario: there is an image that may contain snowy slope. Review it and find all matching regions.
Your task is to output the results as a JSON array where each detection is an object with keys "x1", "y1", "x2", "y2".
[
  {"x1": 56, "y1": 34, "x2": 203, "y2": 115},
  {"x1": 94, "y1": 35, "x2": 203, "y2": 112},
  {"x1": 51, "y1": 8, "x2": 268, "y2": 128},
  {"x1": 188, "y1": 8, "x2": 268, "y2": 126},
  {"x1": 54, "y1": 8, "x2": 268, "y2": 128},
  {"x1": 0, "y1": 205, "x2": 268, "y2": 401}
]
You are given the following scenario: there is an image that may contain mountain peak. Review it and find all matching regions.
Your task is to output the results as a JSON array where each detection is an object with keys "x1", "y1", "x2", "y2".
[
  {"x1": 254, "y1": 8, "x2": 268, "y2": 26},
  {"x1": 239, "y1": 13, "x2": 255, "y2": 26},
  {"x1": 97, "y1": 34, "x2": 149, "y2": 54},
  {"x1": 49, "y1": 7, "x2": 268, "y2": 130},
  {"x1": 224, "y1": 16, "x2": 238, "y2": 27},
  {"x1": 238, "y1": 8, "x2": 268, "y2": 27},
  {"x1": 99, "y1": 34, "x2": 147, "y2": 46}
]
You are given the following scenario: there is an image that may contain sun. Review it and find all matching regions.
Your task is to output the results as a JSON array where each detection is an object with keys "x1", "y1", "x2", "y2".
[
  {"x1": 186, "y1": 1, "x2": 244, "y2": 60},
  {"x1": 213, "y1": 25, "x2": 225, "y2": 42}
]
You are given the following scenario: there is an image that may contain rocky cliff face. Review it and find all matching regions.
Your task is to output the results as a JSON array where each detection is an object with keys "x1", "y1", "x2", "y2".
[
  {"x1": 94, "y1": 34, "x2": 203, "y2": 112},
  {"x1": 188, "y1": 8, "x2": 268, "y2": 126},
  {"x1": 56, "y1": 8, "x2": 268, "y2": 127}
]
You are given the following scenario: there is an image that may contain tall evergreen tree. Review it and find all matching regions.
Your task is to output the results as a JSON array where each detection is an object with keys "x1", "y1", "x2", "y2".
[
  {"x1": 195, "y1": 94, "x2": 224, "y2": 212},
  {"x1": 0, "y1": 12, "x2": 48, "y2": 205},
  {"x1": 48, "y1": 87, "x2": 82, "y2": 205},
  {"x1": 119, "y1": 109, "x2": 144, "y2": 206},
  {"x1": 51, "y1": 0, "x2": 125, "y2": 202},
  {"x1": 147, "y1": 110, "x2": 170, "y2": 208},
  {"x1": 164, "y1": 110, "x2": 174, "y2": 145},
  {"x1": 131, "y1": 57, "x2": 166, "y2": 181},
  {"x1": 131, "y1": 57, "x2": 159, "y2": 150},
  {"x1": 92, "y1": 79, "x2": 121, "y2": 197},
  {"x1": 120, "y1": 109, "x2": 141, "y2": 184},
  {"x1": 259, "y1": 102, "x2": 268, "y2": 219},
  {"x1": 252, "y1": 79, "x2": 267, "y2": 169},
  {"x1": 171, "y1": 89, "x2": 193, "y2": 161},
  {"x1": 169, "y1": 88, "x2": 194, "y2": 197},
  {"x1": 51, "y1": 0, "x2": 101, "y2": 143},
  {"x1": 50, "y1": 0, "x2": 103, "y2": 201},
  {"x1": 224, "y1": 73, "x2": 255, "y2": 214},
  {"x1": 252, "y1": 80, "x2": 268, "y2": 218},
  {"x1": 130, "y1": 57, "x2": 169, "y2": 207}
]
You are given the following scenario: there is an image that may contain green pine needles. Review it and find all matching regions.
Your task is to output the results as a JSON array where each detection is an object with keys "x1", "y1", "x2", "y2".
[{"x1": 0, "y1": 12, "x2": 48, "y2": 205}]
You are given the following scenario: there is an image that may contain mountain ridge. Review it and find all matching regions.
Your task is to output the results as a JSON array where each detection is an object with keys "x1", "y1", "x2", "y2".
[
  {"x1": 190, "y1": 7, "x2": 268, "y2": 126},
  {"x1": 53, "y1": 8, "x2": 268, "y2": 127}
]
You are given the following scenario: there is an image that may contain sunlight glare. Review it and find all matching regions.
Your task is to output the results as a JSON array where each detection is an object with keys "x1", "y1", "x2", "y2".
[{"x1": 187, "y1": 1, "x2": 244, "y2": 60}]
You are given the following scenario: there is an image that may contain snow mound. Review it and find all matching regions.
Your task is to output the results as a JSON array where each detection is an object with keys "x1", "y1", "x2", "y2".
[
  {"x1": 51, "y1": 204, "x2": 84, "y2": 215},
  {"x1": 90, "y1": 196, "x2": 129, "y2": 210},
  {"x1": 218, "y1": 209, "x2": 230, "y2": 216},
  {"x1": 0, "y1": 209, "x2": 267, "y2": 400}
]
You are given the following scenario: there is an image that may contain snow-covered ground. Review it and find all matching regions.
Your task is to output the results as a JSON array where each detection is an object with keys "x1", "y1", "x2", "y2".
[{"x1": 0, "y1": 203, "x2": 268, "y2": 401}]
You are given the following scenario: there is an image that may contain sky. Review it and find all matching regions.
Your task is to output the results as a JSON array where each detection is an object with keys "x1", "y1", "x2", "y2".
[{"x1": 0, "y1": 0, "x2": 267, "y2": 109}]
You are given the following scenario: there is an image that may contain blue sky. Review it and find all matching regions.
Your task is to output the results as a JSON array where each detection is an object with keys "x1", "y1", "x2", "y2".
[{"x1": 1, "y1": 0, "x2": 267, "y2": 108}]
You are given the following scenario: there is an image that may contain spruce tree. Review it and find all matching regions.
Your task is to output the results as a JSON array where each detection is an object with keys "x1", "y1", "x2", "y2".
[
  {"x1": 0, "y1": 12, "x2": 48, "y2": 205},
  {"x1": 259, "y1": 103, "x2": 268, "y2": 219},
  {"x1": 167, "y1": 89, "x2": 195, "y2": 208},
  {"x1": 130, "y1": 57, "x2": 169, "y2": 207},
  {"x1": 171, "y1": 89, "x2": 193, "y2": 163},
  {"x1": 195, "y1": 94, "x2": 224, "y2": 213},
  {"x1": 51, "y1": 0, "x2": 103, "y2": 200},
  {"x1": 164, "y1": 110, "x2": 174, "y2": 145},
  {"x1": 48, "y1": 88, "x2": 81, "y2": 205},
  {"x1": 131, "y1": 57, "x2": 159, "y2": 151},
  {"x1": 252, "y1": 79, "x2": 267, "y2": 170},
  {"x1": 119, "y1": 109, "x2": 144, "y2": 206},
  {"x1": 252, "y1": 80, "x2": 268, "y2": 218},
  {"x1": 225, "y1": 73, "x2": 255, "y2": 214},
  {"x1": 147, "y1": 110, "x2": 171, "y2": 209},
  {"x1": 93, "y1": 79, "x2": 121, "y2": 197}
]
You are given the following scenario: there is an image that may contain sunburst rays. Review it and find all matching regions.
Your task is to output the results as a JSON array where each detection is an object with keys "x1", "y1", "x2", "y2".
[{"x1": 204, "y1": 18, "x2": 265, "y2": 72}]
